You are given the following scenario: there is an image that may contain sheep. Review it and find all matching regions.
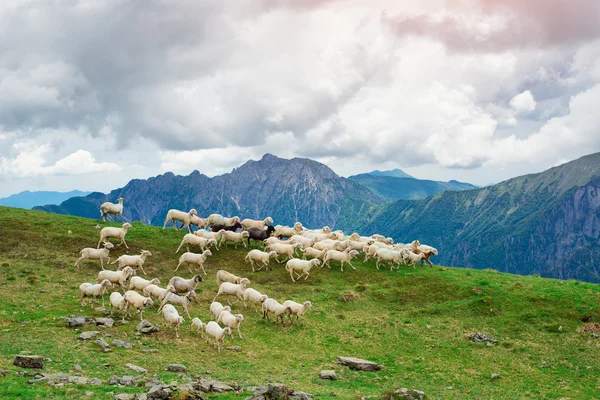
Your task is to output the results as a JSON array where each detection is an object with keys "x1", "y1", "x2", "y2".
[
  {"x1": 301, "y1": 231, "x2": 333, "y2": 241},
  {"x1": 322, "y1": 249, "x2": 359, "y2": 271},
  {"x1": 75, "y1": 241, "x2": 115, "y2": 270},
  {"x1": 161, "y1": 304, "x2": 184, "y2": 339},
  {"x1": 416, "y1": 249, "x2": 437, "y2": 266},
  {"x1": 411, "y1": 245, "x2": 438, "y2": 266},
  {"x1": 79, "y1": 280, "x2": 112, "y2": 308},
  {"x1": 128, "y1": 276, "x2": 161, "y2": 291},
  {"x1": 262, "y1": 298, "x2": 292, "y2": 325},
  {"x1": 112, "y1": 250, "x2": 152, "y2": 275},
  {"x1": 194, "y1": 230, "x2": 223, "y2": 249},
  {"x1": 363, "y1": 244, "x2": 383, "y2": 262},
  {"x1": 207, "y1": 214, "x2": 240, "y2": 227},
  {"x1": 312, "y1": 240, "x2": 342, "y2": 252},
  {"x1": 402, "y1": 250, "x2": 425, "y2": 267},
  {"x1": 242, "y1": 288, "x2": 268, "y2": 310},
  {"x1": 168, "y1": 275, "x2": 203, "y2": 294},
  {"x1": 157, "y1": 290, "x2": 198, "y2": 319},
  {"x1": 210, "y1": 221, "x2": 242, "y2": 233},
  {"x1": 263, "y1": 236, "x2": 287, "y2": 247},
  {"x1": 247, "y1": 226, "x2": 276, "y2": 246},
  {"x1": 175, "y1": 234, "x2": 217, "y2": 253},
  {"x1": 244, "y1": 249, "x2": 278, "y2": 272},
  {"x1": 289, "y1": 234, "x2": 316, "y2": 249},
  {"x1": 96, "y1": 266, "x2": 136, "y2": 291},
  {"x1": 217, "y1": 310, "x2": 244, "y2": 339},
  {"x1": 373, "y1": 234, "x2": 394, "y2": 245},
  {"x1": 215, "y1": 270, "x2": 243, "y2": 287},
  {"x1": 212, "y1": 278, "x2": 250, "y2": 305},
  {"x1": 210, "y1": 301, "x2": 232, "y2": 320},
  {"x1": 274, "y1": 224, "x2": 303, "y2": 239},
  {"x1": 205, "y1": 321, "x2": 232, "y2": 352},
  {"x1": 143, "y1": 284, "x2": 176, "y2": 302},
  {"x1": 302, "y1": 247, "x2": 327, "y2": 261},
  {"x1": 219, "y1": 230, "x2": 249, "y2": 249},
  {"x1": 109, "y1": 292, "x2": 128, "y2": 322},
  {"x1": 176, "y1": 250, "x2": 212, "y2": 275},
  {"x1": 266, "y1": 242, "x2": 301, "y2": 263},
  {"x1": 100, "y1": 197, "x2": 125, "y2": 222},
  {"x1": 123, "y1": 290, "x2": 154, "y2": 321},
  {"x1": 189, "y1": 215, "x2": 208, "y2": 230},
  {"x1": 163, "y1": 208, "x2": 198, "y2": 232},
  {"x1": 346, "y1": 239, "x2": 374, "y2": 251},
  {"x1": 97, "y1": 222, "x2": 133, "y2": 249},
  {"x1": 282, "y1": 300, "x2": 313, "y2": 323},
  {"x1": 285, "y1": 258, "x2": 321, "y2": 282},
  {"x1": 374, "y1": 249, "x2": 404, "y2": 270},
  {"x1": 241, "y1": 217, "x2": 274, "y2": 230},
  {"x1": 191, "y1": 317, "x2": 206, "y2": 337}
]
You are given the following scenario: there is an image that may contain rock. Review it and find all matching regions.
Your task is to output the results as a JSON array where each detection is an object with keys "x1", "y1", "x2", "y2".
[
  {"x1": 142, "y1": 349, "x2": 158, "y2": 354},
  {"x1": 113, "y1": 340, "x2": 133, "y2": 349},
  {"x1": 13, "y1": 355, "x2": 44, "y2": 369},
  {"x1": 118, "y1": 375, "x2": 146, "y2": 387},
  {"x1": 466, "y1": 332, "x2": 497, "y2": 344},
  {"x1": 66, "y1": 316, "x2": 86, "y2": 328},
  {"x1": 91, "y1": 378, "x2": 102, "y2": 385},
  {"x1": 245, "y1": 383, "x2": 312, "y2": 399},
  {"x1": 491, "y1": 373, "x2": 501, "y2": 380},
  {"x1": 114, "y1": 394, "x2": 136, "y2": 400},
  {"x1": 210, "y1": 381, "x2": 235, "y2": 392},
  {"x1": 319, "y1": 370, "x2": 337, "y2": 380},
  {"x1": 226, "y1": 346, "x2": 242, "y2": 352},
  {"x1": 74, "y1": 364, "x2": 82, "y2": 372},
  {"x1": 96, "y1": 317, "x2": 115, "y2": 327},
  {"x1": 95, "y1": 338, "x2": 112, "y2": 352},
  {"x1": 125, "y1": 363, "x2": 148, "y2": 374},
  {"x1": 388, "y1": 388, "x2": 427, "y2": 399},
  {"x1": 176, "y1": 383, "x2": 207, "y2": 399},
  {"x1": 337, "y1": 356, "x2": 383, "y2": 371},
  {"x1": 137, "y1": 320, "x2": 160, "y2": 334},
  {"x1": 79, "y1": 331, "x2": 100, "y2": 340},
  {"x1": 147, "y1": 384, "x2": 172, "y2": 399},
  {"x1": 166, "y1": 364, "x2": 187, "y2": 372}
]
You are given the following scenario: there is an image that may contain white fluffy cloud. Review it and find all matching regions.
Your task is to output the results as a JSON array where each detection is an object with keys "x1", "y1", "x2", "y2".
[{"x1": 510, "y1": 91, "x2": 537, "y2": 114}]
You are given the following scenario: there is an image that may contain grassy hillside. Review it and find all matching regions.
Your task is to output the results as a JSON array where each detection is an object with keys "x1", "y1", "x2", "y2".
[{"x1": 0, "y1": 206, "x2": 599, "y2": 399}]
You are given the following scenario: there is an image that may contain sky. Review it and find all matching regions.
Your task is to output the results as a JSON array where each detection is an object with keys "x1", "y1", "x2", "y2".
[{"x1": 1, "y1": 0, "x2": 600, "y2": 197}]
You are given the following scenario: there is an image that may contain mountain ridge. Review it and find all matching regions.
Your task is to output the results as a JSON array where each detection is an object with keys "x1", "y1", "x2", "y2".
[{"x1": 0, "y1": 190, "x2": 90, "y2": 209}]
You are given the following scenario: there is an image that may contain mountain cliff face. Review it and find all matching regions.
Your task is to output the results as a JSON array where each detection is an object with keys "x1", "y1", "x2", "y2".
[
  {"x1": 364, "y1": 153, "x2": 600, "y2": 282},
  {"x1": 35, "y1": 154, "x2": 384, "y2": 230}
]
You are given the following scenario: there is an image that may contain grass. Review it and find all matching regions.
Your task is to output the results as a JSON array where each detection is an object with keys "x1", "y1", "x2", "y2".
[{"x1": 0, "y1": 206, "x2": 600, "y2": 399}]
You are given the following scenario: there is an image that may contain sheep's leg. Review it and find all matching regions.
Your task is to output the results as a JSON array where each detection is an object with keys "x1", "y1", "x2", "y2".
[
  {"x1": 304, "y1": 271, "x2": 310, "y2": 280},
  {"x1": 289, "y1": 269, "x2": 295, "y2": 282},
  {"x1": 340, "y1": 262, "x2": 344, "y2": 272},
  {"x1": 75, "y1": 257, "x2": 83, "y2": 269},
  {"x1": 288, "y1": 314, "x2": 294, "y2": 324},
  {"x1": 175, "y1": 240, "x2": 184, "y2": 254},
  {"x1": 348, "y1": 261, "x2": 356, "y2": 270},
  {"x1": 101, "y1": 295, "x2": 106, "y2": 309},
  {"x1": 138, "y1": 264, "x2": 147, "y2": 275},
  {"x1": 140, "y1": 309, "x2": 144, "y2": 321},
  {"x1": 120, "y1": 237, "x2": 128, "y2": 249},
  {"x1": 162, "y1": 218, "x2": 170, "y2": 230},
  {"x1": 175, "y1": 261, "x2": 182, "y2": 272},
  {"x1": 375, "y1": 259, "x2": 380, "y2": 270},
  {"x1": 184, "y1": 305, "x2": 192, "y2": 320}
]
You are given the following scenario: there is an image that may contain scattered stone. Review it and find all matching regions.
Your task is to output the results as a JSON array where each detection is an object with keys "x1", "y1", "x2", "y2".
[
  {"x1": 25, "y1": 373, "x2": 102, "y2": 387},
  {"x1": 337, "y1": 356, "x2": 383, "y2": 372},
  {"x1": 74, "y1": 364, "x2": 82, "y2": 372},
  {"x1": 91, "y1": 378, "x2": 102, "y2": 385},
  {"x1": 319, "y1": 370, "x2": 338, "y2": 380},
  {"x1": 387, "y1": 388, "x2": 427, "y2": 399},
  {"x1": 136, "y1": 320, "x2": 160, "y2": 334},
  {"x1": 114, "y1": 394, "x2": 136, "y2": 400},
  {"x1": 245, "y1": 383, "x2": 312, "y2": 399},
  {"x1": 13, "y1": 355, "x2": 44, "y2": 369},
  {"x1": 491, "y1": 373, "x2": 501, "y2": 380},
  {"x1": 95, "y1": 338, "x2": 112, "y2": 352},
  {"x1": 79, "y1": 331, "x2": 100, "y2": 340},
  {"x1": 112, "y1": 340, "x2": 133, "y2": 349},
  {"x1": 125, "y1": 363, "x2": 148, "y2": 374},
  {"x1": 95, "y1": 306, "x2": 107, "y2": 312},
  {"x1": 142, "y1": 349, "x2": 158, "y2": 354},
  {"x1": 226, "y1": 346, "x2": 241, "y2": 352},
  {"x1": 166, "y1": 364, "x2": 187, "y2": 372},
  {"x1": 176, "y1": 382, "x2": 207, "y2": 399},
  {"x1": 466, "y1": 332, "x2": 497, "y2": 344},
  {"x1": 96, "y1": 317, "x2": 115, "y2": 327},
  {"x1": 147, "y1": 384, "x2": 172, "y2": 399},
  {"x1": 117, "y1": 375, "x2": 146, "y2": 387},
  {"x1": 66, "y1": 316, "x2": 86, "y2": 328}
]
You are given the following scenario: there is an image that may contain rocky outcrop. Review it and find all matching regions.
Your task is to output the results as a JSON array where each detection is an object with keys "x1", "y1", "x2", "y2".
[{"x1": 337, "y1": 356, "x2": 383, "y2": 371}]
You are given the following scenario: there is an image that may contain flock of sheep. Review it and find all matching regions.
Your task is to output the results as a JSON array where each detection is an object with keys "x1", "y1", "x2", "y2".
[{"x1": 74, "y1": 199, "x2": 438, "y2": 351}]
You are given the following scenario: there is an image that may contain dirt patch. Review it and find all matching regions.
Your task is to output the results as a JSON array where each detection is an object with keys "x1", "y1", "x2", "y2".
[{"x1": 576, "y1": 323, "x2": 600, "y2": 333}]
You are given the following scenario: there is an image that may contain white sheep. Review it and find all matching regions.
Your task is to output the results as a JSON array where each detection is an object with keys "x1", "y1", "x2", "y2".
[
  {"x1": 205, "y1": 321, "x2": 232, "y2": 352},
  {"x1": 96, "y1": 266, "x2": 136, "y2": 291},
  {"x1": 128, "y1": 276, "x2": 161, "y2": 291},
  {"x1": 190, "y1": 215, "x2": 208, "y2": 230},
  {"x1": 301, "y1": 247, "x2": 327, "y2": 261},
  {"x1": 176, "y1": 250, "x2": 212, "y2": 275},
  {"x1": 285, "y1": 258, "x2": 321, "y2": 282},
  {"x1": 168, "y1": 275, "x2": 203, "y2": 294},
  {"x1": 289, "y1": 235, "x2": 316, "y2": 249},
  {"x1": 372, "y1": 234, "x2": 394, "y2": 245},
  {"x1": 157, "y1": 290, "x2": 198, "y2": 319},
  {"x1": 217, "y1": 310, "x2": 244, "y2": 339},
  {"x1": 123, "y1": 290, "x2": 154, "y2": 321},
  {"x1": 312, "y1": 240, "x2": 341, "y2": 252},
  {"x1": 79, "y1": 280, "x2": 112, "y2": 308},
  {"x1": 266, "y1": 242, "x2": 301, "y2": 263},
  {"x1": 109, "y1": 291, "x2": 128, "y2": 322},
  {"x1": 143, "y1": 284, "x2": 176, "y2": 302},
  {"x1": 207, "y1": 214, "x2": 240, "y2": 227},
  {"x1": 209, "y1": 301, "x2": 232, "y2": 320},
  {"x1": 191, "y1": 317, "x2": 206, "y2": 338},
  {"x1": 100, "y1": 198, "x2": 125, "y2": 222},
  {"x1": 161, "y1": 304, "x2": 185, "y2": 338},
  {"x1": 219, "y1": 230, "x2": 250, "y2": 249},
  {"x1": 374, "y1": 249, "x2": 405, "y2": 270},
  {"x1": 363, "y1": 244, "x2": 383, "y2": 262},
  {"x1": 212, "y1": 279, "x2": 250, "y2": 305},
  {"x1": 402, "y1": 249, "x2": 425, "y2": 267},
  {"x1": 244, "y1": 249, "x2": 278, "y2": 272},
  {"x1": 241, "y1": 217, "x2": 274, "y2": 230},
  {"x1": 112, "y1": 250, "x2": 152, "y2": 275},
  {"x1": 263, "y1": 237, "x2": 287, "y2": 247},
  {"x1": 262, "y1": 298, "x2": 292, "y2": 325},
  {"x1": 346, "y1": 239, "x2": 374, "y2": 251},
  {"x1": 282, "y1": 300, "x2": 313, "y2": 323},
  {"x1": 175, "y1": 234, "x2": 217, "y2": 253},
  {"x1": 163, "y1": 208, "x2": 198, "y2": 232},
  {"x1": 274, "y1": 224, "x2": 303, "y2": 238},
  {"x1": 242, "y1": 288, "x2": 268, "y2": 310},
  {"x1": 97, "y1": 222, "x2": 133, "y2": 249},
  {"x1": 215, "y1": 270, "x2": 243, "y2": 287},
  {"x1": 322, "y1": 249, "x2": 359, "y2": 271},
  {"x1": 75, "y1": 242, "x2": 115, "y2": 270}
]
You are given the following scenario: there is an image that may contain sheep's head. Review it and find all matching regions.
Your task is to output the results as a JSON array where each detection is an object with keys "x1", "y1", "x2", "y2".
[
  {"x1": 240, "y1": 278, "x2": 250, "y2": 286},
  {"x1": 122, "y1": 222, "x2": 133, "y2": 229},
  {"x1": 411, "y1": 239, "x2": 420, "y2": 248},
  {"x1": 193, "y1": 275, "x2": 203, "y2": 283},
  {"x1": 118, "y1": 197, "x2": 124, "y2": 203},
  {"x1": 348, "y1": 250, "x2": 359, "y2": 258},
  {"x1": 166, "y1": 284, "x2": 177, "y2": 293},
  {"x1": 235, "y1": 314, "x2": 244, "y2": 322},
  {"x1": 143, "y1": 298, "x2": 154, "y2": 307},
  {"x1": 207, "y1": 239, "x2": 218, "y2": 247},
  {"x1": 204, "y1": 249, "x2": 213, "y2": 257},
  {"x1": 102, "y1": 279, "x2": 113, "y2": 287},
  {"x1": 265, "y1": 225, "x2": 276, "y2": 235},
  {"x1": 385, "y1": 237, "x2": 394, "y2": 245},
  {"x1": 123, "y1": 266, "x2": 135, "y2": 276},
  {"x1": 187, "y1": 290, "x2": 199, "y2": 303},
  {"x1": 241, "y1": 231, "x2": 250, "y2": 238},
  {"x1": 303, "y1": 301, "x2": 313, "y2": 310},
  {"x1": 189, "y1": 209, "x2": 198, "y2": 216},
  {"x1": 141, "y1": 250, "x2": 152, "y2": 257},
  {"x1": 293, "y1": 222, "x2": 303, "y2": 230},
  {"x1": 268, "y1": 251, "x2": 278, "y2": 258},
  {"x1": 321, "y1": 226, "x2": 331, "y2": 233},
  {"x1": 178, "y1": 316, "x2": 184, "y2": 325},
  {"x1": 432, "y1": 248, "x2": 439, "y2": 256},
  {"x1": 150, "y1": 278, "x2": 161, "y2": 285},
  {"x1": 259, "y1": 294, "x2": 268, "y2": 303},
  {"x1": 102, "y1": 242, "x2": 115, "y2": 249},
  {"x1": 264, "y1": 217, "x2": 274, "y2": 225},
  {"x1": 223, "y1": 305, "x2": 232, "y2": 313},
  {"x1": 349, "y1": 233, "x2": 360, "y2": 240},
  {"x1": 224, "y1": 327, "x2": 233, "y2": 336},
  {"x1": 312, "y1": 259, "x2": 322, "y2": 266}
]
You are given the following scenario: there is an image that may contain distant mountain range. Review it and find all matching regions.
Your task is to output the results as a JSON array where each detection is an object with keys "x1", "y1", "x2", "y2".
[
  {"x1": 0, "y1": 190, "x2": 90, "y2": 209},
  {"x1": 367, "y1": 168, "x2": 414, "y2": 179}
]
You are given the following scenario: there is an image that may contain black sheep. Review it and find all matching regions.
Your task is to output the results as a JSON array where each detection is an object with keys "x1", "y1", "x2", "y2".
[
  {"x1": 247, "y1": 225, "x2": 276, "y2": 246},
  {"x1": 210, "y1": 221, "x2": 242, "y2": 233}
]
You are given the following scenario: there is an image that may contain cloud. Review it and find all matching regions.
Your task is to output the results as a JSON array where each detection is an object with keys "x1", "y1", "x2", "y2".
[{"x1": 510, "y1": 90, "x2": 536, "y2": 114}]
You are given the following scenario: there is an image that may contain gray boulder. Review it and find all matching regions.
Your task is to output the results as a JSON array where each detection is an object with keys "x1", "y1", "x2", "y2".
[
  {"x1": 79, "y1": 331, "x2": 100, "y2": 340},
  {"x1": 337, "y1": 356, "x2": 383, "y2": 371},
  {"x1": 165, "y1": 364, "x2": 187, "y2": 372},
  {"x1": 125, "y1": 363, "x2": 148, "y2": 374},
  {"x1": 387, "y1": 388, "x2": 427, "y2": 399},
  {"x1": 66, "y1": 316, "x2": 86, "y2": 328},
  {"x1": 136, "y1": 320, "x2": 160, "y2": 334},
  {"x1": 95, "y1": 317, "x2": 115, "y2": 327},
  {"x1": 95, "y1": 338, "x2": 112, "y2": 353},
  {"x1": 113, "y1": 340, "x2": 133, "y2": 349},
  {"x1": 13, "y1": 355, "x2": 44, "y2": 369},
  {"x1": 319, "y1": 370, "x2": 338, "y2": 380}
]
